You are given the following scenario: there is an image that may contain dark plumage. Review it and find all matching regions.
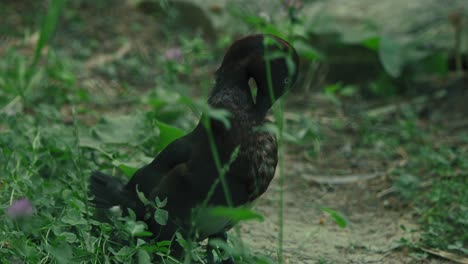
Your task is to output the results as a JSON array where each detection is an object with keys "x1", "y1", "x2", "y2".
[{"x1": 89, "y1": 34, "x2": 299, "y2": 262}]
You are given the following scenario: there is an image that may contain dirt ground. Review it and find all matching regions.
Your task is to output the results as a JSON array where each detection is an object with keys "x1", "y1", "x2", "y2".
[
  {"x1": 240, "y1": 146, "x2": 446, "y2": 264},
  {"x1": 237, "y1": 95, "x2": 451, "y2": 264}
]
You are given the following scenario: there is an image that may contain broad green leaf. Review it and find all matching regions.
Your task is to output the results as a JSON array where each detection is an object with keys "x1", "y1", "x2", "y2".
[
  {"x1": 137, "y1": 249, "x2": 152, "y2": 264},
  {"x1": 136, "y1": 238, "x2": 146, "y2": 247},
  {"x1": 46, "y1": 242, "x2": 73, "y2": 264},
  {"x1": 324, "y1": 83, "x2": 340, "y2": 95},
  {"x1": 61, "y1": 210, "x2": 87, "y2": 225},
  {"x1": 154, "y1": 120, "x2": 185, "y2": 152},
  {"x1": 78, "y1": 132, "x2": 107, "y2": 153},
  {"x1": 136, "y1": 186, "x2": 150, "y2": 206},
  {"x1": 181, "y1": 97, "x2": 232, "y2": 130},
  {"x1": 114, "y1": 246, "x2": 134, "y2": 260},
  {"x1": 378, "y1": 36, "x2": 403, "y2": 78},
  {"x1": 175, "y1": 231, "x2": 189, "y2": 249},
  {"x1": 155, "y1": 197, "x2": 167, "y2": 208},
  {"x1": 69, "y1": 197, "x2": 86, "y2": 213},
  {"x1": 207, "y1": 238, "x2": 232, "y2": 254},
  {"x1": 294, "y1": 40, "x2": 324, "y2": 61},
  {"x1": 144, "y1": 87, "x2": 181, "y2": 109},
  {"x1": 157, "y1": 240, "x2": 172, "y2": 248},
  {"x1": 92, "y1": 113, "x2": 152, "y2": 145},
  {"x1": 321, "y1": 207, "x2": 348, "y2": 228},
  {"x1": 154, "y1": 208, "x2": 168, "y2": 226},
  {"x1": 113, "y1": 161, "x2": 139, "y2": 177},
  {"x1": 58, "y1": 232, "x2": 77, "y2": 243},
  {"x1": 127, "y1": 208, "x2": 137, "y2": 221},
  {"x1": 207, "y1": 108, "x2": 232, "y2": 130},
  {"x1": 112, "y1": 155, "x2": 153, "y2": 177},
  {"x1": 126, "y1": 221, "x2": 152, "y2": 237},
  {"x1": 361, "y1": 36, "x2": 380, "y2": 51}
]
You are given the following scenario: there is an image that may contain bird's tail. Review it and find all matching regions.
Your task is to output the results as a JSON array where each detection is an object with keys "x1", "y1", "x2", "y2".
[{"x1": 89, "y1": 171, "x2": 127, "y2": 209}]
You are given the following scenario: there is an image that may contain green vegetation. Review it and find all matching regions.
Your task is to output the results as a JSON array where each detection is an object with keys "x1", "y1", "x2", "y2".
[
  {"x1": 360, "y1": 112, "x2": 468, "y2": 256},
  {"x1": 1, "y1": 0, "x2": 466, "y2": 263}
]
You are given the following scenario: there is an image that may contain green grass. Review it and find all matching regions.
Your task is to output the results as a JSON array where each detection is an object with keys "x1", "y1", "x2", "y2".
[
  {"x1": 359, "y1": 112, "x2": 468, "y2": 257},
  {"x1": 0, "y1": 2, "x2": 284, "y2": 263},
  {"x1": 0, "y1": 37, "x2": 267, "y2": 264}
]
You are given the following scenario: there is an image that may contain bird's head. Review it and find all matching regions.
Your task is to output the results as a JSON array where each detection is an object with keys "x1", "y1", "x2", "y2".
[{"x1": 216, "y1": 34, "x2": 299, "y2": 117}]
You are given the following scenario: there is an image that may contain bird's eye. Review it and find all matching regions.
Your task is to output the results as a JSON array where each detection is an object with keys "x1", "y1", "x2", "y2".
[{"x1": 284, "y1": 78, "x2": 290, "y2": 86}]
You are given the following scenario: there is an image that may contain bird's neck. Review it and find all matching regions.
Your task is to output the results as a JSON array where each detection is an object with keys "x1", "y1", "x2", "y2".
[{"x1": 208, "y1": 78, "x2": 254, "y2": 114}]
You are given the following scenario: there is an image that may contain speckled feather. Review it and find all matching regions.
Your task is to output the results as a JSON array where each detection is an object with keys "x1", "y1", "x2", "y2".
[{"x1": 243, "y1": 131, "x2": 277, "y2": 202}]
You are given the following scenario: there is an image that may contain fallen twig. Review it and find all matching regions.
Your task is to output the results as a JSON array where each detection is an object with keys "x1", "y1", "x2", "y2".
[
  {"x1": 304, "y1": 172, "x2": 381, "y2": 184},
  {"x1": 377, "y1": 180, "x2": 433, "y2": 198},
  {"x1": 421, "y1": 247, "x2": 468, "y2": 264},
  {"x1": 85, "y1": 42, "x2": 131, "y2": 69},
  {"x1": 366, "y1": 95, "x2": 429, "y2": 118}
]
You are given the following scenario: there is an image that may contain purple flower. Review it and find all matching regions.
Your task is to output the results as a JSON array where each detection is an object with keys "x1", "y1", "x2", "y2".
[
  {"x1": 6, "y1": 198, "x2": 35, "y2": 218},
  {"x1": 163, "y1": 47, "x2": 183, "y2": 62}
]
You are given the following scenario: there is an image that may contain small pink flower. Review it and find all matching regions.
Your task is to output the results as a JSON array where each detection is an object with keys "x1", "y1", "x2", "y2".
[
  {"x1": 163, "y1": 47, "x2": 182, "y2": 62},
  {"x1": 6, "y1": 198, "x2": 35, "y2": 218}
]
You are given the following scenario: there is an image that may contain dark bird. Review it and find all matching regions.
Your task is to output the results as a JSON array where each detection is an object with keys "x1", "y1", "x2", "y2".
[{"x1": 89, "y1": 34, "x2": 299, "y2": 263}]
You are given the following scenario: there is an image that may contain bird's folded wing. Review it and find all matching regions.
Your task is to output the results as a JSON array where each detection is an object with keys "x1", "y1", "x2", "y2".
[{"x1": 125, "y1": 133, "x2": 193, "y2": 194}]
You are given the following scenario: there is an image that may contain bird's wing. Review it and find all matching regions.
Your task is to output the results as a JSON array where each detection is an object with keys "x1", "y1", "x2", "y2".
[
  {"x1": 125, "y1": 133, "x2": 194, "y2": 195},
  {"x1": 144, "y1": 162, "x2": 196, "y2": 240},
  {"x1": 89, "y1": 171, "x2": 129, "y2": 208},
  {"x1": 146, "y1": 159, "x2": 237, "y2": 241}
]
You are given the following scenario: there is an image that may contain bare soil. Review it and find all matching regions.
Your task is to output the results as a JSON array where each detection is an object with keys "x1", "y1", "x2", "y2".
[
  {"x1": 241, "y1": 174, "x2": 417, "y2": 264},
  {"x1": 237, "y1": 94, "x2": 451, "y2": 264}
]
